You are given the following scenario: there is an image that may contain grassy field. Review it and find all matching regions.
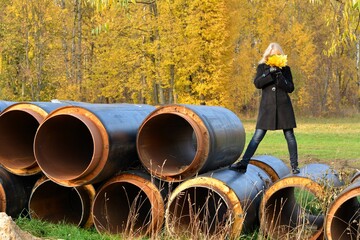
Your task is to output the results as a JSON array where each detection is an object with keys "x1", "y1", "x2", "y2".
[
  {"x1": 15, "y1": 116, "x2": 360, "y2": 240},
  {"x1": 240, "y1": 116, "x2": 360, "y2": 171}
]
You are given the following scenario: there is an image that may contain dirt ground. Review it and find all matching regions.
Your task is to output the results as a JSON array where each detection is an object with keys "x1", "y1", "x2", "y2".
[{"x1": 300, "y1": 157, "x2": 360, "y2": 183}]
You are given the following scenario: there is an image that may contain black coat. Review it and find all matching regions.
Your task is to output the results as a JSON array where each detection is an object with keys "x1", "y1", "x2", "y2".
[{"x1": 254, "y1": 63, "x2": 296, "y2": 130}]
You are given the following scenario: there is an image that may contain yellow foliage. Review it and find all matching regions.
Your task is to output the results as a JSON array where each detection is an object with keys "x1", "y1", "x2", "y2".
[
  {"x1": 266, "y1": 55, "x2": 288, "y2": 68},
  {"x1": 0, "y1": 0, "x2": 358, "y2": 116}
]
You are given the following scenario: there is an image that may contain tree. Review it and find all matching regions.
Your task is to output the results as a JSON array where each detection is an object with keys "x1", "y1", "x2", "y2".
[{"x1": 0, "y1": 0, "x2": 63, "y2": 101}]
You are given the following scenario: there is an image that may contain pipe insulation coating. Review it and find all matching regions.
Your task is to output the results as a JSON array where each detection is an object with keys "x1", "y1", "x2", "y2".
[
  {"x1": 0, "y1": 101, "x2": 16, "y2": 113},
  {"x1": 324, "y1": 172, "x2": 360, "y2": 240},
  {"x1": 259, "y1": 163, "x2": 343, "y2": 240},
  {"x1": 0, "y1": 102, "x2": 69, "y2": 175},
  {"x1": 165, "y1": 166, "x2": 267, "y2": 238},
  {"x1": 248, "y1": 155, "x2": 291, "y2": 182},
  {"x1": 0, "y1": 166, "x2": 38, "y2": 218},
  {"x1": 165, "y1": 158, "x2": 289, "y2": 239},
  {"x1": 92, "y1": 170, "x2": 168, "y2": 237},
  {"x1": 136, "y1": 104, "x2": 246, "y2": 182},
  {"x1": 350, "y1": 171, "x2": 360, "y2": 183},
  {"x1": 28, "y1": 177, "x2": 95, "y2": 228},
  {"x1": 34, "y1": 104, "x2": 156, "y2": 187}
]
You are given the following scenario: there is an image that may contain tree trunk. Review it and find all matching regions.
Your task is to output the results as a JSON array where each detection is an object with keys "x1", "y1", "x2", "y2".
[
  {"x1": 76, "y1": 0, "x2": 83, "y2": 86},
  {"x1": 60, "y1": 0, "x2": 71, "y2": 81},
  {"x1": 357, "y1": 36, "x2": 360, "y2": 111},
  {"x1": 22, "y1": 3, "x2": 30, "y2": 99},
  {"x1": 169, "y1": 64, "x2": 175, "y2": 104}
]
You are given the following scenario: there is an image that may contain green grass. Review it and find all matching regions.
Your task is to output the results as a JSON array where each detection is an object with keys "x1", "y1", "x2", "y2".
[
  {"x1": 15, "y1": 215, "x2": 259, "y2": 240},
  {"x1": 15, "y1": 217, "x2": 118, "y2": 240},
  {"x1": 241, "y1": 115, "x2": 360, "y2": 169},
  {"x1": 294, "y1": 188, "x2": 323, "y2": 215}
]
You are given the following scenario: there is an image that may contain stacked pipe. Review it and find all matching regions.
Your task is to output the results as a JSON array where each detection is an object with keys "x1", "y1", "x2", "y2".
[
  {"x1": 0, "y1": 101, "x2": 166, "y2": 236},
  {"x1": 136, "y1": 104, "x2": 246, "y2": 182},
  {"x1": 133, "y1": 104, "x2": 247, "y2": 238},
  {"x1": 0, "y1": 102, "x2": 68, "y2": 175},
  {"x1": 91, "y1": 104, "x2": 247, "y2": 236},
  {"x1": 259, "y1": 163, "x2": 343, "y2": 240},
  {"x1": 33, "y1": 103, "x2": 156, "y2": 186},
  {"x1": 324, "y1": 171, "x2": 360, "y2": 240},
  {"x1": 0, "y1": 100, "x2": 359, "y2": 239},
  {"x1": 92, "y1": 170, "x2": 168, "y2": 236},
  {"x1": 0, "y1": 101, "x2": 70, "y2": 218},
  {"x1": 31, "y1": 103, "x2": 163, "y2": 234},
  {"x1": 0, "y1": 166, "x2": 38, "y2": 218},
  {"x1": 0, "y1": 101, "x2": 15, "y2": 113},
  {"x1": 165, "y1": 156, "x2": 290, "y2": 239},
  {"x1": 29, "y1": 176, "x2": 95, "y2": 228}
]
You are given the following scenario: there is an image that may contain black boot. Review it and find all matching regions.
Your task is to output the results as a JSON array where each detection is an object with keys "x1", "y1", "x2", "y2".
[
  {"x1": 229, "y1": 161, "x2": 248, "y2": 173},
  {"x1": 291, "y1": 164, "x2": 300, "y2": 174}
]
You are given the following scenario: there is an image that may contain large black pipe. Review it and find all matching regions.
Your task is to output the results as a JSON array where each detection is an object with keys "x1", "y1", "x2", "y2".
[
  {"x1": 0, "y1": 166, "x2": 38, "y2": 217},
  {"x1": 92, "y1": 170, "x2": 168, "y2": 237},
  {"x1": 0, "y1": 102, "x2": 68, "y2": 175},
  {"x1": 165, "y1": 156, "x2": 290, "y2": 239},
  {"x1": 137, "y1": 104, "x2": 245, "y2": 182},
  {"x1": 29, "y1": 177, "x2": 95, "y2": 227},
  {"x1": 0, "y1": 101, "x2": 16, "y2": 112},
  {"x1": 34, "y1": 104, "x2": 156, "y2": 186},
  {"x1": 324, "y1": 171, "x2": 360, "y2": 240},
  {"x1": 259, "y1": 163, "x2": 343, "y2": 240},
  {"x1": 248, "y1": 155, "x2": 291, "y2": 182}
]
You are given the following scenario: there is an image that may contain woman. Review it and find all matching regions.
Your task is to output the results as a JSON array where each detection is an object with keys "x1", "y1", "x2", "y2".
[{"x1": 230, "y1": 42, "x2": 300, "y2": 174}]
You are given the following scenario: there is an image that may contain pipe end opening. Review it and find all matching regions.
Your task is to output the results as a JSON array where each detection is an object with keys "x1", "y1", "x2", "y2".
[
  {"x1": 262, "y1": 186, "x2": 324, "y2": 239},
  {"x1": 93, "y1": 182, "x2": 154, "y2": 236},
  {"x1": 167, "y1": 187, "x2": 231, "y2": 237},
  {"x1": 137, "y1": 114, "x2": 199, "y2": 177},
  {"x1": 0, "y1": 111, "x2": 40, "y2": 170},
  {"x1": 35, "y1": 115, "x2": 95, "y2": 181},
  {"x1": 29, "y1": 180, "x2": 85, "y2": 226}
]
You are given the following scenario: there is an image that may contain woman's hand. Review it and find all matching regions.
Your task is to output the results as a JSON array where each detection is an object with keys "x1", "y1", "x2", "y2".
[{"x1": 269, "y1": 66, "x2": 280, "y2": 73}]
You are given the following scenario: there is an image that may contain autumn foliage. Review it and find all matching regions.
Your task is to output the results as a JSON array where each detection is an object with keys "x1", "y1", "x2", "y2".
[{"x1": 0, "y1": 0, "x2": 359, "y2": 117}]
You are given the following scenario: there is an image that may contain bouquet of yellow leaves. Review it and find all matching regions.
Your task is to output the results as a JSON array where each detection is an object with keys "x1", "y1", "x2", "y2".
[{"x1": 266, "y1": 54, "x2": 287, "y2": 68}]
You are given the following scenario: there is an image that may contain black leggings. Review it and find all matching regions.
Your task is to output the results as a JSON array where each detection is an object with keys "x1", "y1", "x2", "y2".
[{"x1": 241, "y1": 128, "x2": 298, "y2": 167}]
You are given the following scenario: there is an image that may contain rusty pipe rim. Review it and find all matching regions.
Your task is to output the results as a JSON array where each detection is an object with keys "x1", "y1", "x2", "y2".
[
  {"x1": 92, "y1": 173, "x2": 165, "y2": 236},
  {"x1": 249, "y1": 160, "x2": 279, "y2": 183},
  {"x1": 0, "y1": 103, "x2": 49, "y2": 175},
  {"x1": 137, "y1": 105, "x2": 210, "y2": 182},
  {"x1": 324, "y1": 180, "x2": 360, "y2": 240},
  {"x1": 165, "y1": 177, "x2": 243, "y2": 239},
  {"x1": 34, "y1": 106, "x2": 108, "y2": 187},
  {"x1": 0, "y1": 185, "x2": 5, "y2": 212},
  {"x1": 249, "y1": 155, "x2": 290, "y2": 182},
  {"x1": 29, "y1": 177, "x2": 95, "y2": 227},
  {"x1": 350, "y1": 171, "x2": 360, "y2": 183},
  {"x1": 259, "y1": 176, "x2": 325, "y2": 240}
]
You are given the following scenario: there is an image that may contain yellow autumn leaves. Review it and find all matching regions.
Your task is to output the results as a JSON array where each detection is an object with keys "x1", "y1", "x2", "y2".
[{"x1": 266, "y1": 55, "x2": 288, "y2": 68}]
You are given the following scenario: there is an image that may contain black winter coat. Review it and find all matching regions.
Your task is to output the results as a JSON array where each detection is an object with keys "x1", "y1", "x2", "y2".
[{"x1": 254, "y1": 63, "x2": 296, "y2": 130}]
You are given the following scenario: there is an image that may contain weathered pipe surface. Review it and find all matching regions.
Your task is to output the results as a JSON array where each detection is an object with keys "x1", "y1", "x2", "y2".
[
  {"x1": 136, "y1": 104, "x2": 245, "y2": 182},
  {"x1": 351, "y1": 171, "x2": 360, "y2": 182},
  {"x1": 165, "y1": 164, "x2": 274, "y2": 239},
  {"x1": 92, "y1": 170, "x2": 168, "y2": 237},
  {"x1": 0, "y1": 102, "x2": 69, "y2": 175},
  {"x1": 29, "y1": 177, "x2": 95, "y2": 228},
  {"x1": 0, "y1": 166, "x2": 39, "y2": 218},
  {"x1": 248, "y1": 155, "x2": 290, "y2": 182},
  {"x1": 324, "y1": 172, "x2": 360, "y2": 240},
  {"x1": 0, "y1": 101, "x2": 16, "y2": 113},
  {"x1": 34, "y1": 104, "x2": 156, "y2": 186},
  {"x1": 259, "y1": 163, "x2": 343, "y2": 240}
]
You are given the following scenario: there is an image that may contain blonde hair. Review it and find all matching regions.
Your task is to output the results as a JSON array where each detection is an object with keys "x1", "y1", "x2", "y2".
[{"x1": 259, "y1": 42, "x2": 285, "y2": 64}]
